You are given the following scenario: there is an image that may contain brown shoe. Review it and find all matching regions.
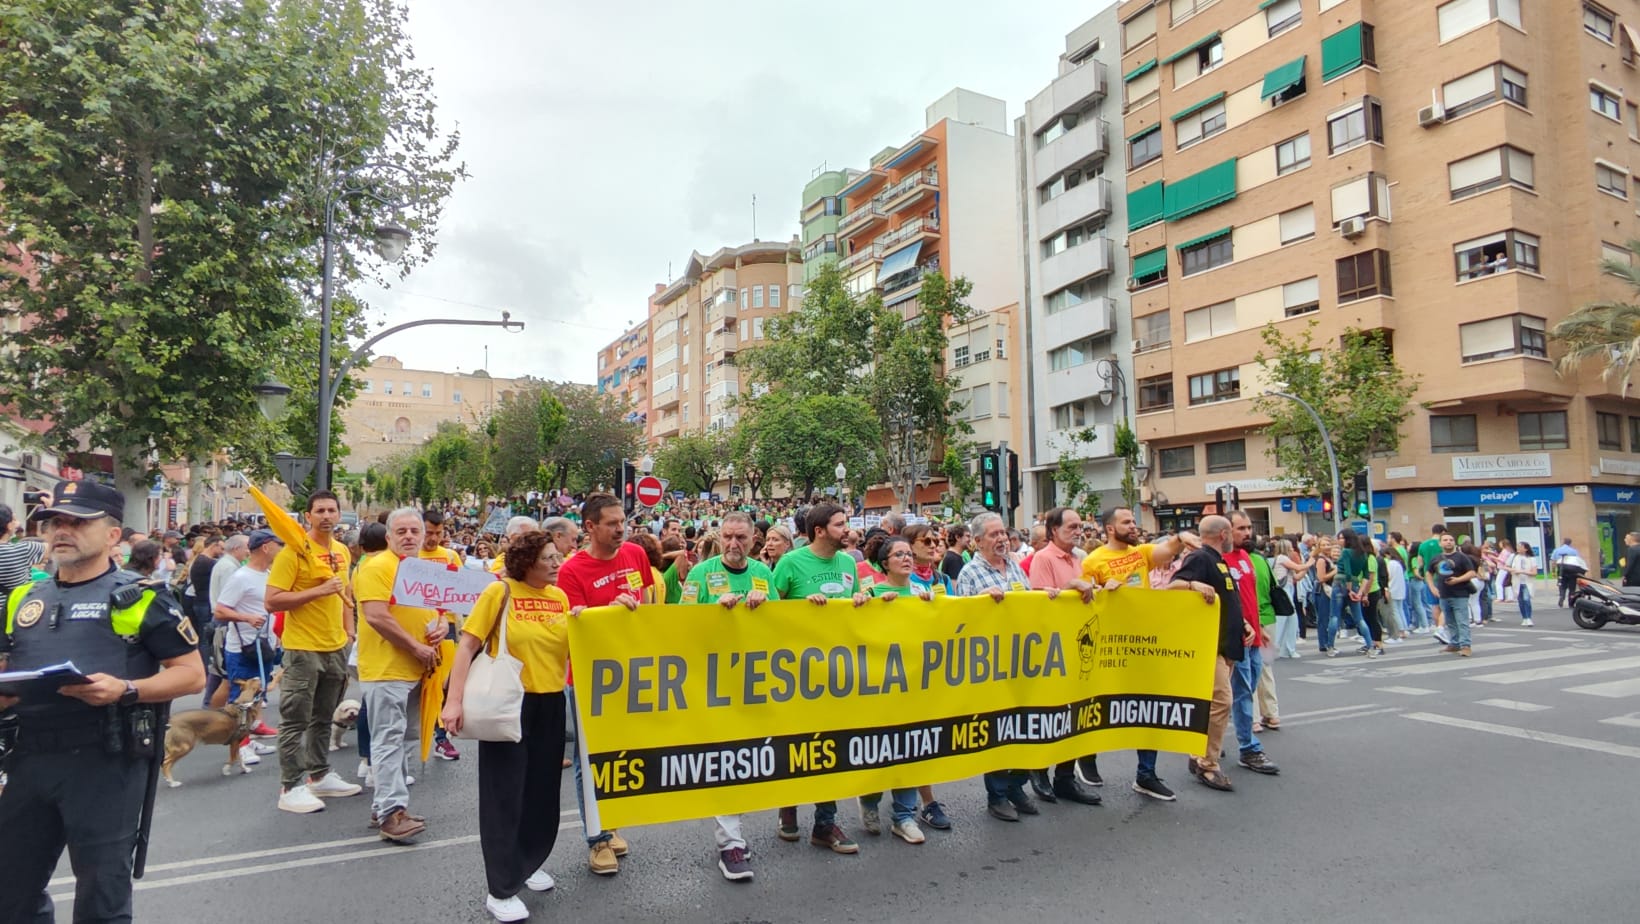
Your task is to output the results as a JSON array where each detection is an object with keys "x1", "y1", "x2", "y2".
[
  {"x1": 378, "y1": 808, "x2": 426, "y2": 843},
  {"x1": 369, "y1": 810, "x2": 425, "y2": 830},
  {"x1": 1459, "y1": 646, "x2": 1472, "y2": 657},
  {"x1": 607, "y1": 829, "x2": 629, "y2": 857},
  {"x1": 589, "y1": 840, "x2": 619, "y2": 875},
  {"x1": 1442, "y1": 645, "x2": 1461, "y2": 653}
]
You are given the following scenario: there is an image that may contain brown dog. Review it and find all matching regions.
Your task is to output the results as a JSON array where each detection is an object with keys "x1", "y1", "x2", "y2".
[{"x1": 162, "y1": 669, "x2": 282, "y2": 787}]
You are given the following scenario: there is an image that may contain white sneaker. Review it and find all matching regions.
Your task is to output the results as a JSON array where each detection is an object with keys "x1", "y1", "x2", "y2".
[
  {"x1": 356, "y1": 759, "x2": 371, "y2": 780},
  {"x1": 250, "y1": 741, "x2": 276, "y2": 755},
  {"x1": 406, "y1": 773, "x2": 416, "y2": 786},
  {"x1": 277, "y1": 785, "x2": 325, "y2": 814},
  {"x1": 891, "y1": 818, "x2": 926, "y2": 844},
  {"x1": 486, "y1": 893, "x2": 529, "y2": 922},
  {"x1": 524, "y1": 867, "x2": 555, "y2": 892},
  {"x1": 308, "y1": 771, "x2": 363, "y2": 798},
  {"x1": 239, "y1": 748, "x2": 261, "y2": 765},
  {"x1": 1522, "y1": 619, "x2": 1534, "y2": 627}
]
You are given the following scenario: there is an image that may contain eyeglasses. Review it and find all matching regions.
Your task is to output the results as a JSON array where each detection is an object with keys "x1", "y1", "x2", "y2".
[{"x1": 888, "y1": 550, "x2": 914, "y2": 559}]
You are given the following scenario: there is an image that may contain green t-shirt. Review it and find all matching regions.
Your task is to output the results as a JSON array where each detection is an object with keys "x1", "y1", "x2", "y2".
[
  {"x1": 1249, "y1": 553, "x2": 1278, "y2": 626},
  {"x1": 771, "y1": 545, "x2": 857, "y2": 600},
  {"x1": 870, "y1": 580, "x2": 916, "y2": 598},
  {"x1": 681, "y1": 555, "x2": 778, "y2": 604},
  {"x1": 1416, "y1": 537, "x2": 1442, "y2": 578},
  {"x1": 663, "y1": 562, "x2": 684, "y2": 604}
]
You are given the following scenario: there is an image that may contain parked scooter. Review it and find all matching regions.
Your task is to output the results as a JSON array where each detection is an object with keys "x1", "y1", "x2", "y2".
[{"x1": 1570, "y1": 575, "x2": 1640, "y2": 630}]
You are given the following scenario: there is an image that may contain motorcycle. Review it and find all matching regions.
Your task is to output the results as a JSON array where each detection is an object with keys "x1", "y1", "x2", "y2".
[{"x1": 1570, "y1": 575, "x2": 1640, "y2": 630}]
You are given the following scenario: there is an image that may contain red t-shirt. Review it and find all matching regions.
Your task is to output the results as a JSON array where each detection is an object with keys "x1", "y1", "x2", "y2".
[
  {"x1": 1222, "y1": 549, "x2": 1264, "y2": 647},
  {"x1": 556, "y1": 541, "x2": 656, "y2": 608}
]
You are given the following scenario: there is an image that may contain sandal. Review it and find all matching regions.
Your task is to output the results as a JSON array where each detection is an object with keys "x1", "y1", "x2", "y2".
[
  {"x1": 1197, "y1": 768, "x2": 1234, "y2": 791},
  {"x1": 1263, "y1": 718, "x2": 1281, "y2": 730},
  {"x1": 1252, "y1": 721, "x2": 1265, "y2": 733}
]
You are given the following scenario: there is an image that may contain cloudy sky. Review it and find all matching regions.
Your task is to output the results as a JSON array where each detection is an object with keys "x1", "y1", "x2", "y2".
[{"x1": 358, "y1": 0, "x2": 1116, "y2": 384}]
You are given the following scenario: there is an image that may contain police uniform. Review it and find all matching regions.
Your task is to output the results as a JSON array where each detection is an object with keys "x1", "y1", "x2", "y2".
[{"x1": 0, "y1": 481, "x2": 198, "y2": 924}]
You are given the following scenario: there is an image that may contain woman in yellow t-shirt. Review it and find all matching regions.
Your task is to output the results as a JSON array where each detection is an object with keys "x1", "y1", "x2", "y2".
[{"x1": 441, "y1": 530, "x2": 571, "y2": 917}]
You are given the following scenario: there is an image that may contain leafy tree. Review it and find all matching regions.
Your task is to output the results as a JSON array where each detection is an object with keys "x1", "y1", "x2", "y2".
[
  {"x1": 735, "y1": 391, "x2": 880, "y2": 500},
  {"x1": 1550, "y1": 240, "x2": 1640, "y2": 394},
  {"x1": 726, "y1": 420, "x2": 769, "y2": 502},
  {"x1": 654, "y1": 431, "x2": 727, "y2": 497},
  {"x1": 738, "y1": 263, "x2": 876, "y2": 398},
  {"x1": 1115, "y1": 421, "x2": 1142, "y2": 513},
  {"x1": 0, "y1": 0, "x2": 461, "y2": 530},
  {"x1": 490, "y1": 382, "x2": 637, "y2": 495},
  {"x1": 1049, "y1": 427, "x2": 1103, "y2": 522},
  {"x1": 1251, "y1": 322, "x2": 1419, "y2": 499}
]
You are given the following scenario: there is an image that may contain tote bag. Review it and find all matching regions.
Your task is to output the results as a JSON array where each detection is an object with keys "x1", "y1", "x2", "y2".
[{"x1": 457, "y1": 583, "x2": 524, "y2": 743}]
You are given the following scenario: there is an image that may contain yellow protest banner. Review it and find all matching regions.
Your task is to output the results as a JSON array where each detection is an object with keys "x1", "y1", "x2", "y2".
[{"x1": 567, "y1": 588, "x2": 1217, "y2": 829}]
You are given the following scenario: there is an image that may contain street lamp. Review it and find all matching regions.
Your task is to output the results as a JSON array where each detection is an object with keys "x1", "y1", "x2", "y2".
[
  {"x1": 1264, "y1": 390, "x2": 1344, "y2": 535},
  {"x1": 640, "y1": 454, "x2": 655, "y2": 475},
  {"x1": 835, "y1": 461, "x2": 847, "y2": 501},
  {"x1": 1093, "y1": 358, "x2": 1129, "y2": 420},
  {"x1": 252, "y1": 377, "x2": 292, "y2": 421}
]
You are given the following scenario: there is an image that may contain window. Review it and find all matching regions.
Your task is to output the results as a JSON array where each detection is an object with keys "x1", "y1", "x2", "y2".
[
  {"x1": 1284, "y1": 277, "x2": 1320, "y2": 316},
  {"x1": 1605, "y1": 241, "x2": 1634, "y2": 266},
  {"x1": 739, "y1": 288, "x2": 747, "y2": 307},
  {"x1": 1586, "y1": 3, "x2": 1617, "y2": 42},
  {"x1": 1448, "y1": 145, "x2": 1534, "y2": 198},
  {"x1": 1159, "y1": 446, "x2": 1195, "y2": 477},
  {"x1": 1459, "y1": 314, "x2": 1547, "y2": 362},
  {"x1": 751, "y1": 286, "x2": 764, "y2": 308},
  {"x1": 1037, "y1": 108, "x2": 1091, "y2": 148},
  {"x1": 1266, "y1": 0, "x2": 1301, "y2": 36},
  {"x1": 1123, "y1": 3, "x2": 1158, "y2": 51},
  {"x1": 1599, "y1": 412, "x2": 1625, "y2": 450},
  {"x1": 1592, "y1": 85, "x2": 1622, "y2": 120},
  {"x1": 1429, "y1": 415, "x2": 1479, "y2": 453},
  {"x1": 452, "y1": 390, "x2": 462, "y2": 404},
  {"x1": 1129, "y1": 128, "x2": 1163, "y2": 168},
  {"x1": 1276, "y1": 133, "x2": 1311, "y2": 175},
  {"x1": 752, "y1": 317, "x2": 764, "y2": 339},
  {"x1": 1330, "y1": 173, "x2": 1391, "y2": 225},
  {"x1": 1136, "y1": 311, "x2": 1171, "y2": 349},
  {"x1": 402, "y1": 382, "x2": 412, "y2": 397},
  {"x1": 1039, "y1": 168, "x2": 1089, "y2": 204},
  {"x1": 1188, "y1": 367, "x2": 1240, "y2": 405},
  {"x1": 421, "y1": 384, "x2": 432, "y2": 398},
  {"x1": 1454, "y1": 230, "x2": 1540, "y2": 279},
  {"x1": 1438, "y1": 0, "x2": 1522, "y2": 43},
  {"x1": 1041, "y1": 220, "x2": 1098, "y2": 258},
  {"x1": 1205, "y1": 439, "x2": 1247, "y2": 473},
  {"x1": 362, "y1": 379, "x2": 373, "y2": 392},
  {"x1": 1127, "y1": 63, "x2": 1161, "y2": 110},
  {"x1": 954, "y1": 345, "x2": 970, "y2": 368},
  {"x1": 1169, "y1": 0, "x2": 1215, "y2": 25},
  {"x1": 1050, "y1": 400, "x2": 1085, "y2": 430},
  {"x1": 1138, "y1": 374, "x2": 1174, "y2": 411},
  {"x1": 790, "y1": 284, "x2": 802, "y2": 301},
  {"x1": 1196, "y1": 38, "x2": 1224, "y2": 74},
  {"x1": 1049, "y1": 337, "x2": 1099, "y2": 371},
  {"x1": 1327, "y1": 98, "x2": 1382, "y2": 153},
  {"x1": 1176, "y1": 100, "x2": 1227, "y2": 148},
  {"x1": 1131, "y1": 248, "x2": 1168, "y2": 288},
  {"x1": 997, "y1": 337, "x2": 1006, "y2": 360},
  {"x1": 384, "y1": 381, "x2": 393, "y2": 395},
  {"x1": 1444, "y1": 63, "x2": 1528, "y2": 116},
  {"x1": 769, "y1": 284, "x2": 780, "y2": 308},
  {"x1": 1629, "y1": 103, "x2": 1640, "y2": 137},
  {"x1": 1180, "y1": 234, "x2": 1232, "y2": 275},
  {"x1": 823, "y1": 196, "x2": 842, "y2": 216},
  {"x1": 1320, "y1": 22, "x2": 1374, "y2": 80},
  {"x1": 1631, "y1": 416, "x2": 1640, "y2": 452},
  {"x1": 1046, "y1": 281, "x2": 1096, "y2": 315},
  {"x1": 1518, "y1": 411, "x2": 1569, "y2": 450},
  {"x1": 1183, "y1": 301, "x2": 1236, "y2": 342},
  {"x1": 1596, "y1": 162, "x2": 1628, "y2": 198},
  {"x1": 1279, "y1": 204, "x2": 1315, "y2": 243},
  {"x1": 1336, "y1": 250, "x2": 1393, "y2": 302}
]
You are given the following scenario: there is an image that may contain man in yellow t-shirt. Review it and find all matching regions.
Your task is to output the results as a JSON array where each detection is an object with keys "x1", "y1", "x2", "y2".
[
  {"x1": 354, "y1": 508, "x2": 450, "y2": 842},
  {"x1": 265, "y1": 490, "x2": 360, "y2": 815},
  {"x1": 1078, "y1": 506, "x2": 1199, "y2": 801},
  {"x1": 420, "y1": 509, "x2": 464, "y2": 568}
]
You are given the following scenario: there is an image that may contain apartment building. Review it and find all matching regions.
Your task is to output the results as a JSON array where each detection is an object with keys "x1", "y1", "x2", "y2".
[
  {"x1": 800, "y1": 168, "x2": 855, "y2": 282},
  {"x1": 950, "y1": 301, "x2": 1026, "y2": 460},
  {"x1": 648, "y1": 238, "x2": 804, "y2": 443},
  {"x1": 1118, "y1": 0, "x2": 1640, "y2": 571},
  {"x1": 341, "y1": 356, "x2": 531, "y2": 469},
  {"x1": 596, "y1": 316, "x2": 651, "y2": 432},
  {"x1": 1019, "y1": 10, "x2": 1129, "y2": 518}
]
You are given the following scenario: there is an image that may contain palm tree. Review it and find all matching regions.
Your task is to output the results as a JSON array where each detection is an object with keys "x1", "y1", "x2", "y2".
[{"x1": 1550, "y1": 239, "x2": 1640, "y2": 396}]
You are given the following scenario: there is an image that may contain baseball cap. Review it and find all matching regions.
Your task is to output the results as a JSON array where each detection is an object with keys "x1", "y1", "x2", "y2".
[
  {"x1": 247, "y1": 529, "x2": 285, "y2": 551},
  {"x1": 29, "y1": 479, "x2": 125, "y2": 524}
]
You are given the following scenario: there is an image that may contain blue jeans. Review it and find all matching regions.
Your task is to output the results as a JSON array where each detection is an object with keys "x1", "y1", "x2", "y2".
[
  {"x1": 223, "y1": 648, "x2": 279, "y2": 703},
  {"x1": 1136, "y1": 749, "x2": 1158, "y2": 778},
  {"x1": 983, "y1": 770, "x2": 1026, "y2": 803},
  {"x1": 1439, "y1": 598, "x2": 1472, "y2": 647},
  {"x1": 1332, "y1": 584, "x2": 1373, "y2": 646},
  {"x1": 1313, "y1": 589, "x2": 1336, "y2": 651},
  {"x1": 1405, "y1": 583, "x2": 1429, "y2": 629},
  {"x1": 860, "y1": 789, "x2": 919, "y2": 823},
  {"x1": 1231, "y1": 645, "x2": 1263, "y2": 755},
  {"x1": 1518, "y1": 582, "x2": 1534, "y2": 621}
]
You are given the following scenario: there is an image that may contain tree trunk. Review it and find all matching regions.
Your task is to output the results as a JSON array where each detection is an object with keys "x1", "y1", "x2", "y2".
[{"x1": 186, "y1": 459, "x2": 207, "y2": 524}]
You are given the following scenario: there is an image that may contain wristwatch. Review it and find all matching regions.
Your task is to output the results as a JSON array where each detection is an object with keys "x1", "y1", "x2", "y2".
[{"x1": 119, "y1": 680, "x2": 140, "y2": 707}]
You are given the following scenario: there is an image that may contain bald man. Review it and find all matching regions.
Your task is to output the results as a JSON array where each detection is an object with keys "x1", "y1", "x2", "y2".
[{"x1": 1164, "y1": 515, "x2": 1252, "y2": 793}]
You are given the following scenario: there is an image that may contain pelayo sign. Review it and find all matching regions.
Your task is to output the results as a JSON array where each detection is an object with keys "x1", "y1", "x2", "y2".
[{"x1": 567, "y1": 589, "x2": 1217, "y2": 829}]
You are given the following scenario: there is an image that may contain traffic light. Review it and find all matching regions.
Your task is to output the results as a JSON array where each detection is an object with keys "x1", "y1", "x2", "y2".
[
  {"x1": 1214, "y1": 484, "x2": 1240, "y2": 512},
  {"x1": 621, "y1": 460, "x2": 637, "y2": 515},
  {"x1": 1321, "y1": 494, "x2": 1334, "y2": 516},
  {"x1": 1352, "y1": 470, "x2": 1370, "y2": 518},
  {"x1": 1005, "y1": 448, "x2": 1021, "y2": 512},
  {"x1": 979, "y1": 449, "x2": 1001, "y2": 511}
]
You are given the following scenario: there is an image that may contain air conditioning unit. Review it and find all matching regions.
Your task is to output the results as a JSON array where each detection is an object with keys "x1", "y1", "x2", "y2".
[
  {"x1": 1131, "y1": 338, "x2": 1145, "y2": 353},
  {"x1": 1417, "y1": 103, "x2": 1447, "y2": 127},
  {"x1": 1339, "y1": 216, "x2": 1366, "y2": 239},
  {"x1": 1125, "y1": 276, "x2": 1140, "y2": 289}
]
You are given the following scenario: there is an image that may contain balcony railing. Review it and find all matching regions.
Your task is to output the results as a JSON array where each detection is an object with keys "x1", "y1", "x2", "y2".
[
  {"x1": 876, "y1": 215, "x2": 941, "y2": 251},
  {"x1": 881, "y1": 168, "x2": 939, "y2": 211},
  {"x1": 839, "y1": 241, "x2": 885, "y2": 272},
  {"x1": 839, "y1": 202, "x2": 886, "y2": 233}
]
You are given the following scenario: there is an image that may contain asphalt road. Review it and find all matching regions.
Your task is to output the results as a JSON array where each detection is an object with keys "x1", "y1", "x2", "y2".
[{"x1": 39, "y1": 600, "x2": 1640, "y2": 923}]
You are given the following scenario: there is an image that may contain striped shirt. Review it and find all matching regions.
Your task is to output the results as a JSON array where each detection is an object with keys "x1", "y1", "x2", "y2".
[
  {"x1": 955, "y1": 554, "x2": 1029, "y2": 597},
  {"x1": 0, "y1": 540, "x2": 45, "y2": 598}
]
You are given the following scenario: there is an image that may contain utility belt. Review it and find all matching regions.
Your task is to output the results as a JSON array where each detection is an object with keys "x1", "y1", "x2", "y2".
[{"x1": 0, "y1": 705, "x2": 159, "y2": 762}]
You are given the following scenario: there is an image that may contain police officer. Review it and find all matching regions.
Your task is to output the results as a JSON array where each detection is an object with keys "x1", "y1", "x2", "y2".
[{"x1": 0, "y1": 480, "x2": 205, "y2": 923}]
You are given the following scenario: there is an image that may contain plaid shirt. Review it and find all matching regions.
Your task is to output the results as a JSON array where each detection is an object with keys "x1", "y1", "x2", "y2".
[{"x1": 956, "y1": 553, "x2": 1029, "y2": 597}]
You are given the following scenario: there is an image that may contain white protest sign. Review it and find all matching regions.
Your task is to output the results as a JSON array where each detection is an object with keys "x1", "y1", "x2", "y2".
[
  {"x1": 392, "y1": 556, "x2": 498, "y2": 615},
  {"x1": 482, "y1": 506, "x2": 510, "y2": 535}
]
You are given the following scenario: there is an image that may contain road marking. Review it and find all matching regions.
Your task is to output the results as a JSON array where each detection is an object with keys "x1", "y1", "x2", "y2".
[
  {"x1": 1280, "y1": 704, "x2": 1383, "y2": 720},
  {"x1": 1402, "y1": 712, "x2": 1640, "y2": 760},
  {"x1": 1473, "y1": 698, "x2": 1551, "y2": 712},
  {"x1": 1291, "y1": 642, "x2": 1526, "y2": 669},
  {"x1": 52, "y1": 822, "x2": 578, "y2": 902},
  {"x1": 1467, "y1": 655, "x2": 1640, "y2": 685},
  {"x1": 1377, "y1": 647, "x2": 1587, "y2": 676},
  {"x1": 1566, "y1": 677, "x2": 1640, "y2": 698},
  {"x1": 1293, "y1": 706, "x2": 1400, "y2": 725},
  {"x1": 1290, "y1": 675, "x2": 1351, "y2": 684},
  {"x1": 1376, "y1": 686, "x2": 1438, "y2": 696},
  {"x1": 1599, "y1": 713, "x2": 1640, "y2": 728}
]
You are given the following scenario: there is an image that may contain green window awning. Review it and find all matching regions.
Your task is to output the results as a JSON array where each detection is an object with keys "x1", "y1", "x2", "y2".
[
  {"x1": 1261, "y1": 55, "x2": 1306, "y2": 100},
  {"x1": 1163, "y1": 157, "x2": 1238, "y2": 221},
  {"x1": 1174, "y1": 227, "x2": 1232, "y2": 252},
  {"x1": 1128, "y1": 180, "x2": 1166, "y2": 231},
  {"x1": 1124, "y1": 58, "x2": 1158, "y2": 82},
  {"x1": 1131, "y1": 248, "x2": 1167, "y2": 278},
  {"x1": 1258, "y1": 0, "x2": 1283, "y2": 9},
  {"x1": 1161, "y1": 31, "x2": 1221, "y2": 65},
  {"x1": 1321, "y1": 23, "x2": 1365, "y2": 82},
  {"x1": 1127, "y1": 124, "x2": 1160, "y2": 143},
  {"x1": 1171, "y1": 91, "x2": 1226, "y2": 122}
]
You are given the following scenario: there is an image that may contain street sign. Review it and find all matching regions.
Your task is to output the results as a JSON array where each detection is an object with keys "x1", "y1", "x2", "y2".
[
  {"x1": 635, "y1": 475, "x2": 664, "y2": 507},
  {"x1": 1533, "y1": 499, "x2": 1552, "y2": 522}
]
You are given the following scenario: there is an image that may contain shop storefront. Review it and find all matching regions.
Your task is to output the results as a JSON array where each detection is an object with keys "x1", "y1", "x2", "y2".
[
  {"x1": 1593, "y1": 486, "x2": 1638, "y2": 579},
  {"x1": 1435, "y1": 486, "x2": 1561, "y2": 562},
  {"x1": 1153, "y1": 504, "x2": 1204, "y2": 534}
]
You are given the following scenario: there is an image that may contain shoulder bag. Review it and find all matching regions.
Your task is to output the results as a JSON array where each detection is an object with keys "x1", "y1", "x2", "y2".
[{"x1": 455, "y1": 582, "x2": 524, "y2": 743}]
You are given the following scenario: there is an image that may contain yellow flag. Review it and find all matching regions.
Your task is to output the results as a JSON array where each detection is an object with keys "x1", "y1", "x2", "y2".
[{"x1": 247, "y1": 484, "x2": 333, "y2": 577}]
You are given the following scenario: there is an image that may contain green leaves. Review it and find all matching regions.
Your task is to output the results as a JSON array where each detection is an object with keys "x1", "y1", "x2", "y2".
[
  {"x1": 1551, "y1": 239, "x2": 1640, "y2": 394},
  {"x1": 652, "y1": 432, "x2": 728, "y2": 497}
]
